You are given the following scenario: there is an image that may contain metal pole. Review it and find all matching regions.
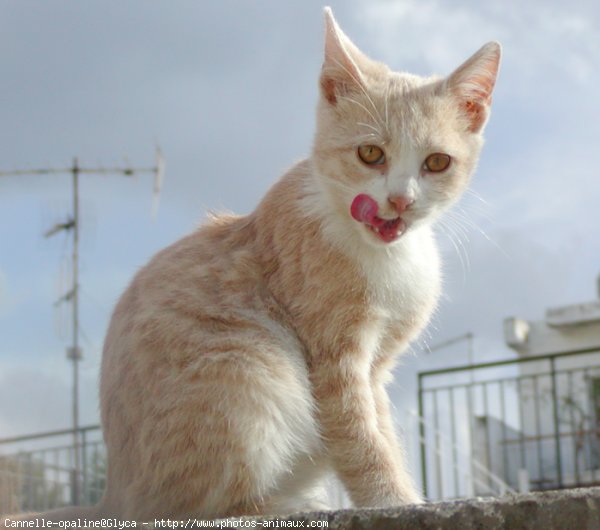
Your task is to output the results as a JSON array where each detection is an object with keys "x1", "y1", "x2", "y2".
[
  {"x1": 0, "y1": 152, "x2": 162, "y2": 505},
  {"x1": 468, "y1": 332, "x2": 475, "y2": 385},
  {"x1": 82, "y1": 428, "x2": 87, "y2": 504},
  {"x1": 448, "y1": 388, "x2": 459, "y2": 497},
  {"x1": 550, "y1": 356, "x2": 563, "y2": 488},
  {"x1": 72, "y1": 158, "x2": 81, "y2": 505},
  {"x1": 418, "y1": 374, "x2": 428, "y2": 499},
  {"x1": 467, "y1": 332, "x2": 474, "y2": 365}
]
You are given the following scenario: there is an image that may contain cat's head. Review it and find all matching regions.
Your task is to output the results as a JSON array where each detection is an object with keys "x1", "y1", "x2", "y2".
[{"x1": 312, "y1": 7, "x2": 500, "y2": 247}]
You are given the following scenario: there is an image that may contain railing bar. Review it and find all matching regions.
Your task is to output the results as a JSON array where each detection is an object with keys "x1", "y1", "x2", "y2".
[
  {"x1": 550, "y1": 357, "x2": 563, "y2": 488},
  {"x1": 418, "y1": 346, "x2": 600, "y2": 378},
  {"x1": 500, "y1": 427, "x2": 600, "y2": 444},
  {"x1": 533, "y1": 375, "x2": 544, "y2": 484},
  {"x1": 466, "y1": 379, "x2": 475, "y2": 496},
  {"x1": 499, "y1": 380, "x2": 509, "y2": 488},
  {"x1": 584, "y1": 367, "x2": 596, "y2": 483},
  {"x1": 482, "y1": 382, "x2": 493, "y2": 492},
  {"x1": 567, "y1": 370, "x2": 580, "y2": 485},
  {"x1": 419, "y1": 364, "x2": 600, "y2": 393},
  {"x1": 415, "y1": 432, "x2": 511, "y2": 498},
  {"x1": 26, "y1": 453, "x2": 33, "y2": 512},
  {"x1": 433, "y1": 389, "x2": 443, "y2": 500},
  {"x1": 0, "y1": 425, "x2": 101, "y2": 446},
  {"x1": 54, "y1": 449, "x2": 60, "y2": 505},
  {"x1": 517, "y1": 378, "x2": 526, "y2": 472},
  {"x1": 42, "y1": 450, "x2": 49, "y2": 510},
  {"x1": 449, "y1": 387, "x2": 460, "y2": 497},
  {"x1": 3, "y1": 443, "x2": 92, "y2": 458},
  {"x1": 409, "y1": 409, "x2": 516, "y2": 494},
  {"x1": 0, "y1": 436, "x2": 107, "y2": 512},
  {"x1": 418, "y1": 373, "x2": 428, "y2": 499}
]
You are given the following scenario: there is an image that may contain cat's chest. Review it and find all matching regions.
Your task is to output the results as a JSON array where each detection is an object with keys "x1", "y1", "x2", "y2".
[{"x1": 358, "y1": 228, "x2": 441, "y2": 354}]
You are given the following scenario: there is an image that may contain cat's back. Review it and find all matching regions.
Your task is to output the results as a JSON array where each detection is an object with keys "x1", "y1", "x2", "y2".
[
  {"x1": 126, "y1": 214, "x2": 258, "y2": 309},
  {"x1": 97, "y1": 212, "x2": 322, "y2": 519},
  {"x1": 99, "y1": 214, "x2": 268, "y2": 415}
]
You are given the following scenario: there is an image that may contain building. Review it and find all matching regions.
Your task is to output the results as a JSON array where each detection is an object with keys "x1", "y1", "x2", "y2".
[
  {"x1": 418, "y1": 275, "x2": 600, "y2": 499},
  {"x1": 502, "y1": 275, "x2": 600, "y2": 491}
]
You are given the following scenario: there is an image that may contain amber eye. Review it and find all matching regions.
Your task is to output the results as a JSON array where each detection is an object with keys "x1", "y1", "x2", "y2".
[
  {"x1": 424, "y1": 153, "x2": 451, "y2": 173},
  {"x1": 357, "y1": 145, "x2": 386, "y2": 165}
]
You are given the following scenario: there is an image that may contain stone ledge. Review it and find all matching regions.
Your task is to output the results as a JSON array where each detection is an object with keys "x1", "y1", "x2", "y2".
[{"x1": 226, "y1": 487, "x2": 600, "y2": 530}]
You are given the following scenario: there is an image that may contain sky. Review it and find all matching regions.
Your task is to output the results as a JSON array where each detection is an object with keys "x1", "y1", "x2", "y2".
[{"x1": 1, "y1": 0, "x2": 599, "y2": 486}]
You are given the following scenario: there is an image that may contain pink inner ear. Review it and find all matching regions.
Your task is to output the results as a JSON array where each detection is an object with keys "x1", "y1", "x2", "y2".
[
  {"x1": 448, "y1": 42, "x2": 500, "y2": 132},
  {"x1": 321, "y1": 77, "x2": 338, "y2": 105},
  {"x1": 470, "y1": 75, "x2": 495, "y2": 104},
  {"x1": 462, "y1": 100, "x2": 486, "y2": 132},
  {"x1": 321, "y1": 8, "x2": 367, "y2": 107}
]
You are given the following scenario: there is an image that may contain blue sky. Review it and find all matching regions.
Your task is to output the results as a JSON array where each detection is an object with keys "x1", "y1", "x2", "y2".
[{"x1": 1, "y1": 0, "x2": 599, "y2": 476}]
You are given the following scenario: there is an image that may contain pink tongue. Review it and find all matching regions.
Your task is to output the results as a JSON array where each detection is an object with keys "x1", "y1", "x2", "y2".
[{"x1": 350, "y1": 194, "x2": 379, "y2": 224}]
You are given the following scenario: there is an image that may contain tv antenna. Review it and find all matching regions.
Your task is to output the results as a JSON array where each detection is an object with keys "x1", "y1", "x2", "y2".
[{"x1": 0, "y1": 147, "x2": 165, "y2": 504}]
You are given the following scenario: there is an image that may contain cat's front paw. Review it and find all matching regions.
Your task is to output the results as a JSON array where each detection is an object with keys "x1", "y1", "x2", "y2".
[
  {"x1": 369, "y1": 488, "x2": 424, "y2": 509},
  {"x1": 302, "y1": 500, "x2": 332, "y2": 513}
]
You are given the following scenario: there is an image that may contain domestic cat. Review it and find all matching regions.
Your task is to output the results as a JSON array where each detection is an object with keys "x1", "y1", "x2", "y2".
[{"x1": 2, "y1": 6, "x2": 500, "y2": 524}]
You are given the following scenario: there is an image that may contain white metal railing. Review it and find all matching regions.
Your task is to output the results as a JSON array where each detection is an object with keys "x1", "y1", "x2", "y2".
[
  {"x1": 407, "y1": 408, "x2": 516, "y2": 500},
  {"x1": 0, "y1": 425, "x2": 104, "y2": 514}
]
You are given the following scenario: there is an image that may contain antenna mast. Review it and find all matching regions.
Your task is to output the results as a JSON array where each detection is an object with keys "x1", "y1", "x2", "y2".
[{"x1": 0, "y1": 148, "x2": 164, "y2": 504}]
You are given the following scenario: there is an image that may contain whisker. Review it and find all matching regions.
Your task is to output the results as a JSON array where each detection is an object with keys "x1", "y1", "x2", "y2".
[
  {"x1": 455, "y1": 200, "x2": 494, "y2": 224},
  {"x1": 437, "y1": 221, "x2": 469, "y2": 281},
  {"x1": 444, "y1": 213, "x2": 471, "y2": 243},
  {"x1": 450, "y1": 210, "x2": 485, "y2": 234},
  {"x1": 338, "y1": 95, "x2": 383, "y2": 133},
  {"x1": 446, "y1": 223, "x2": 472, "y2": 272},
  {"x1": 445, "y1": 214, "x2": 472, "y2": 245},
  {"x1": 416, "y1": 326, "x2": 435, "y2": 355},
  {"x1": 450, "y1": 207, "x2": 509, "y2": 259},
  {"x1": 356, "y1": 122, "x2": 381, "y2": 135},
  {"x1": 465, "y1": 188, "x2": 491, "y2": 206},
  {"x1": 384, "y1": 82, "x2": 390, "y2": 134},
  {"x1": 331, "y1": 58, "x2": 387, "y2": 134}
]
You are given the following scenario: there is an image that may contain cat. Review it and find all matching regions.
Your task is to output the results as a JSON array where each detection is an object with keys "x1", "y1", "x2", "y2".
[{"x1": 2, "y1": 6, "x2": 500, "y2": 525}]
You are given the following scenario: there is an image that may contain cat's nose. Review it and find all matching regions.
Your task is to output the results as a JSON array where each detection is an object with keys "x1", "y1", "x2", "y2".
[{"x1": 388, "y1": 195, "x2": 414, "y2": 214}]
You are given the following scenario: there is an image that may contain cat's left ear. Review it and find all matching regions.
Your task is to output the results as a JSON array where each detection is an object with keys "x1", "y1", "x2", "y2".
[
  {"x1": 446, "y1": 42, "x2": 501, "y2": 133},
  {"x1": 320, "y1": 7, "x2": 370, "y2": 105}
]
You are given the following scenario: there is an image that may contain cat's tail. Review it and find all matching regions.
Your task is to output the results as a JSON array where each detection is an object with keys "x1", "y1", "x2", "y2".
[{"x1": 1, "y1": 504, "x2": 100, "y2": 528}]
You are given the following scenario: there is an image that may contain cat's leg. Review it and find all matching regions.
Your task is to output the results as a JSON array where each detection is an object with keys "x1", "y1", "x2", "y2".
[
  {"x1": 106, "y1": 338, "x2": 322, "y2": 521},
  {"x1": 371, "y1": 360, "x2": 423, "y2": 503},
  {"x1": 191, "y1": 343, "x2": 327, "y2": 518},
  {"x1": 311, "y1": 359, "x2": 421, "y2": 508},
  {"x1": 264, "y1": 452, "x2": 333, "y2": 515}
]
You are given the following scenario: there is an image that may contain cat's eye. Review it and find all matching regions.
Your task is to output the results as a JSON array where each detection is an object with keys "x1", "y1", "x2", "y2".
[
  {"x1": 424, "y1": 153, "x2": 451, "y2": 173},
  {"x1": 357, "y1": 145, "x2": 386, "y2": 166}
]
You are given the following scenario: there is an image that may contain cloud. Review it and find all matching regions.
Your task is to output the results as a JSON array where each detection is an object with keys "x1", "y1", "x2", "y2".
[
  {"x1": 482, "y1": 142, "x2": 600, "y2": 246},
  {"x1": 0, "y1": 0, "x2": 598, "y2": 481},
  {"x1": 359, "y1": 0, "x2": 600, "y2": 92},
  {"x1": 0, "y1": 359, "x2": 100, "y2": 438},
  {"x1": 353, "y1": 1, "x2": 599, "y2": 324},
  {"x1": 438, "y1": 229, "x2": 574, "y2": 334}
]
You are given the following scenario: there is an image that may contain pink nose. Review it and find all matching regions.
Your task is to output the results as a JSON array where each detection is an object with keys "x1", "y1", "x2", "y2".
[{"x1": 388, "y1": 195, "x2": 414, "y2": 214}]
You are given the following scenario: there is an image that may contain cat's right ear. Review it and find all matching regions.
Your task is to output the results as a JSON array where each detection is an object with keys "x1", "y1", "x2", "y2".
[
  {"x1": 320, "y1": 7, "x2": 366, "y2": 106},
  {"x1": 446, "y1": 42, "x2": 501, "y2": 133}
]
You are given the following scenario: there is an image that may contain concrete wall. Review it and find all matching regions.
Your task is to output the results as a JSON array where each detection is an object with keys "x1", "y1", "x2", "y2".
[{"x1": 221, "y1": 488, "x2": 600, "y2": 530}]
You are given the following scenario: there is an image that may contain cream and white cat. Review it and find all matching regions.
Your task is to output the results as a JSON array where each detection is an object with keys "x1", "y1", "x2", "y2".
[{"x1": 4, "y1": 7, "x2": 500, "y2": 524}]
